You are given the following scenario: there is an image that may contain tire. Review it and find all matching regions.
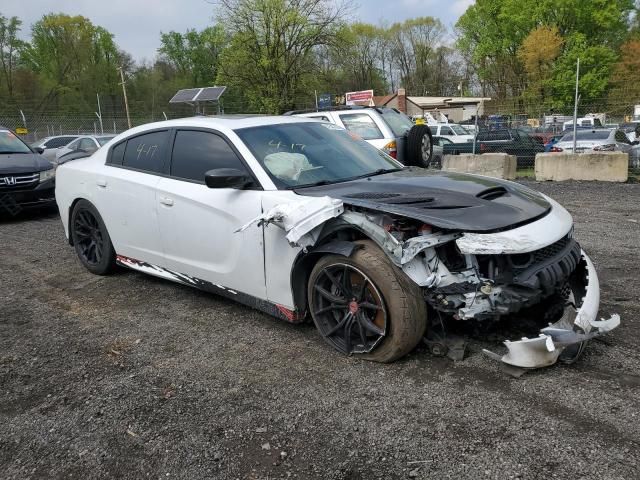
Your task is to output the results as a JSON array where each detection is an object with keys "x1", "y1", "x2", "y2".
[
  {"x1": 70, "y1": 199, "x2": 116, "y2": 275},
  {"x1": 307, "y1": 240, "x2": 427, "y2": 363},
  {"x1": 406, "y1": 125, "x2": 433, "y2": 167}
]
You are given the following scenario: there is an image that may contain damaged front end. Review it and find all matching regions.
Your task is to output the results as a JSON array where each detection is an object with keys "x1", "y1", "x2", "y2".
[{"x1": 241, "y1": 193, "x2": 620, "y2": 370}]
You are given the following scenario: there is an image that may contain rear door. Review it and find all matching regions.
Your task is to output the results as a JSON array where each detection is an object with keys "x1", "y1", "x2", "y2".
[
  {"x1": 94, "y1": 129, "x2": 170, "y2": 266},
  {"x1": 155, "y1": 128, "x2": 267, "y2": 299}
]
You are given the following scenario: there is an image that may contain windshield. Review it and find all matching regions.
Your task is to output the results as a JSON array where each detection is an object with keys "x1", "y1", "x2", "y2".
[
  {"x1": 236, "y1": 122, "x2": 402, "y2": 189},
  {"x1": 0, "y1": 130, "x2": 32, "y2": 154},
  {"x1": 450, "y1": 124, "x2": 469, "y2": 135},
  {"x1": 97, "y1": 136, "x2": 115, "y2": 146},
  {"x1": 379, "y1": 108, "x2": 414, "y2": 136},
  {"x1": 560, "y1": 130, "x2": 610, "y2": 141}
]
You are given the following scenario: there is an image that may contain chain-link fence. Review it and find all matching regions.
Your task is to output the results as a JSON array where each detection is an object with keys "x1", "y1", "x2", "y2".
[{"x1": 2, "y1": 96, "x2": 639, "y2": 178}]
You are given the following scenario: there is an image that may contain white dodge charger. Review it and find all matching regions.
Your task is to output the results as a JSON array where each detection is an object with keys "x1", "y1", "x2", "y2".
[{"x1": 55, "y1": 116, "x2": 619, "y2": 370}]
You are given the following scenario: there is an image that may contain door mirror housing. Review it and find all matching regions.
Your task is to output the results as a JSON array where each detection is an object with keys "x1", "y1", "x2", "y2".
[
  {"x1": 204, "y1": 168, "x2": 253, "y2": 189},
  {"x1": 34, "y1": 147, "x2": 44, "y2": 154}
]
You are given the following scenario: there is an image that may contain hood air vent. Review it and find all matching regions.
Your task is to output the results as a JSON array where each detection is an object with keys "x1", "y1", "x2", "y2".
[{"x1": 476, "y1": 186, "x2": 508, "y2": 201}]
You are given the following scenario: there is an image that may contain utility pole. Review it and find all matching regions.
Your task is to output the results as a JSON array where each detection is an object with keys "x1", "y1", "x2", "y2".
[
  {"x1": 118, "y1": 67, "x2": 132, "y2": 129},
  {"x1": 95, "y1": 93, "x2": 104, "y2": 134},
  {"x1": 572, "y1": 58, "x2": 580, "y2": 154}
]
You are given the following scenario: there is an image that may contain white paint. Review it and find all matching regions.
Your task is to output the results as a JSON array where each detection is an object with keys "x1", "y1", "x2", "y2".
[{"x1": 456, "y1": 195, "x2": 573, "y2": 254}]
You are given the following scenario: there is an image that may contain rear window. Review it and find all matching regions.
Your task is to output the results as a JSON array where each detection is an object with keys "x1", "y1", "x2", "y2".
[
  {"x1": 122, "y1": 131, "x2": 169, "y2": 173},
  {"x1": 97, "y1": 136, "x2": 115, "y2": 146},
  {"x1": 379, "y1": 108, "x2": 414, "y2": 136},
  {"x1": 339, "y1": 113, "x2": 383, "y2": 140},
  {"x1": 560, "y1": 130, "x2": 611, "y2": 141},
  {"x1": 450, "y1": 125, "x2": 469, "y2": 135}
]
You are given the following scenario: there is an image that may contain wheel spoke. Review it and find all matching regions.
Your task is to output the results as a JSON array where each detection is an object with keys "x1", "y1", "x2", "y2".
[
  {"x1": 341, "y1": 266, "x2": 354, "y2": 296},
  {"x1": 359, "y1": 301, "x2": 382, "y2": 311},
  {"x1": 343, "y1": 314, "x2": 355, "y2": 352},
  {"x1": 314, "y1": 285, "x2": 346, "y2": 304},
  {"x1": 357, "y1": 278, "x2": 370, "y2": 302},
  {"x1": 358, "y1": 312, "x2": 385, "y2": 336},
  {"x1": 325, "y1": 311, "x2": 351, "y2": 337},
  {"x1": 315, "y1": 303, "x2": 348, "y2": 315},
  {"x1": 323, "y1": 269, "x2": 343, "y2": 294},
  {"x1": 356, "y1": 315, "x2": 367, "y2": 346}
]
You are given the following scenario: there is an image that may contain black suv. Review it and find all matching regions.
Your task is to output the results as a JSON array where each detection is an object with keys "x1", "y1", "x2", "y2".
[{"x1": 0, "y1": 127, "x2": 56, "y2": 215}]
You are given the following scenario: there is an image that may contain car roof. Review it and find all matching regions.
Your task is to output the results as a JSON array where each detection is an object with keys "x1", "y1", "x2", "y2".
[{"x1": 124, "y1": 115, "x2": 319, "y2": 134}]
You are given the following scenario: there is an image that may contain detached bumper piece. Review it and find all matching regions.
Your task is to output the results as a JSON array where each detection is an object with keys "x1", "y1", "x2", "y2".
[{"x1": 483, "y1": 251, "x2": 620, "y2": 372}]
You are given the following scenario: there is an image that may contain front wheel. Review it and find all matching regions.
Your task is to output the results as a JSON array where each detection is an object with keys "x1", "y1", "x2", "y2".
[
  {"x1": 70, "y1": 199, "x2": 116, "y2": 275},
  {"x1": 307, "y1": 241, "x2": 427, "y2": 363}
]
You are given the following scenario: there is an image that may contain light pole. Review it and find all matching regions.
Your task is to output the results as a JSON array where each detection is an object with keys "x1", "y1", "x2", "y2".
[
  {"x1": 572, "y1": 58, "x2": 580, "y2": 154},
  {"x1": 95, "y1": 93, "x2": 104, "y2": 134}
]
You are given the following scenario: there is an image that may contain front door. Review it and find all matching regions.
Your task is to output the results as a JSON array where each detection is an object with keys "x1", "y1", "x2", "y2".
[{"x1": 156, "y1": 129, "x2": 267, "y2": 300}]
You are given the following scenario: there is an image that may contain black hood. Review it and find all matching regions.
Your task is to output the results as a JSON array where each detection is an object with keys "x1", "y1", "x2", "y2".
[
  {"x1": 0, "y1": 152, "x2": 53, "y2": 174},
  {"x1": 295, "y1": 168, "x2": 551, "y2": 233}
]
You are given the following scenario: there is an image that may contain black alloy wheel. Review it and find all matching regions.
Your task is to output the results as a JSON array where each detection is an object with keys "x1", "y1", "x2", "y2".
[
  {"x1": 74, "y1": 208, "x2": 105, "y2": 266},
  {"x1": 71, "y1": 200, "x2": 116, "y2": 275},
  {"x1": 310, "y1": 263, "x2": 388, "y2": 355}
]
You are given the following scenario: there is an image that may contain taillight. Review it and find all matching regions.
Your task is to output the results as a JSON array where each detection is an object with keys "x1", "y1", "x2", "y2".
[
  {"x1": 550, "y1": 146, "x2": 563, "y2": 152},
  {"x1": 593, "y1": 144, "x2": 615, "y2": 151},
  {"x1": 480, "y1": 142, "x2": 487, "y2": 152},
  {"x1": 383, "y1": 140, "x2": 397, "y2": 159}
]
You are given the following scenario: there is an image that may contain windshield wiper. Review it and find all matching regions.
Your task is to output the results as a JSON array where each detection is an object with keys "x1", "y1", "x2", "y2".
[
  {"x1": 0, "y1": 151, "x2": 31, "y2": 155},
  {"x1": 293, "y1": 168, "x2": 402, "y2": 189}
]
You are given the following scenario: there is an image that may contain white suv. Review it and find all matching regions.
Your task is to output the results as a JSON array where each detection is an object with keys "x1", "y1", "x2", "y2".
[
  {"x1": 428, "y1": 124, "x2": 474, "y2": 143},
  {"x1": 289, "y1": 106, "x2": 434, "y2": 167}
]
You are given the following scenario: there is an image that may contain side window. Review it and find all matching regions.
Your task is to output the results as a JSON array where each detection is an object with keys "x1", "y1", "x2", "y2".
[
  {"x1": 440, "y1": 126, "x2": 453, "y2": 135},
  {"x1": 615, "y1": 131, "x2": 630, "y2": 143},
  {"x1": 122, "y1": 131, "x2": 169, "y2": 173},
  {"x1": 109, "y1": 141, "x2": 126, "y2": 165},
  {"x1": 309, "y1": 116, "x2": 330, "y2": 122},
  {"x1": 66, "y1": 138, "x2": 81, "y2": 151},
  {"x1": 338, "y1": 113, "x2": 383, "y2": 140},
  {"x1": 79, "y1": 138, "x2": 97, "y2": 151},
  {"x1": 45, "y1": 137, "x2": 72, "y2": 148},
  {"x1": 170, "y1": 130, "x2": 247, "y2": 182},
  {"x1": 428, "y1": 126, "x2": 437, "y2": 135}
]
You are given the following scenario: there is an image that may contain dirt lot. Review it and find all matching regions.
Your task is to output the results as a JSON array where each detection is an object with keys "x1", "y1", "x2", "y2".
[{"x1": 1, "y1": 180, "x2": 639, "y2": 480}]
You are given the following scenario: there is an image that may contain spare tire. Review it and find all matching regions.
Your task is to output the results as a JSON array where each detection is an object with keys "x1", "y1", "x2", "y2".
[{"x1": 406, "y1": 125, "x2": 433, "y2": 167}]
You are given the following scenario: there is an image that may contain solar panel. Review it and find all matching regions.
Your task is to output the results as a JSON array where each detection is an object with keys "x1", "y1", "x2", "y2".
[
  {"x1": 169, "y1": 88, "x2": 202, "y2": 103},
  {"x1": 195, "y1": 86, "x2": 227, "y2": 101},
  {"x1": 169, "y1": 86, "x2": 227, "y2": 104}
]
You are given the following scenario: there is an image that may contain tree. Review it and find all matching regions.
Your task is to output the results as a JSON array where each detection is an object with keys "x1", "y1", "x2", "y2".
[
  {"x1": 0, "y1": 14, "x2": 24, "y2": 99},
  {"x1": 159, "y1": 26, "x2": 227, "y2": 86},
  {"x1": 216, "y1": 0, "x2": 347, "y2": 113},
  {"x1": 518, "y1": 26, "x2": 563, "y2": 103},
  {"x1": 21, "y1": 14, "x2": 121, "y2": 113},
  {"x1": 608, "y1": 39, "x2": 640, "y2": 113}
]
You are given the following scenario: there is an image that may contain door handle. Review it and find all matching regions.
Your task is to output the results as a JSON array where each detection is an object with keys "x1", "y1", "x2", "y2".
[
  {"x1": 96, "y1": 179, "x2": 107, "y2": 188},
  {"x1": 160, "y1": 197, "x2": 174, "y2": 207}
]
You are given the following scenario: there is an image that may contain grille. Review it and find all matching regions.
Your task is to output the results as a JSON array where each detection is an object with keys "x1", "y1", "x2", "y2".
[
  {"x1": 0, "y1": 173, "x2": 39, "y2": 189},
  {"x1": 531, "y1": 235, "x2": 571, "y2": 264}
]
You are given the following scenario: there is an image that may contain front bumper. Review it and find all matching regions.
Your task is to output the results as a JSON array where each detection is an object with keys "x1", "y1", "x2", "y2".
[
  {"x1": 483, "y1": 251, "x2": 620, "y2": 370},
  {"x1": 0, "y1": 180, "x2": 56, "y2": 215}
]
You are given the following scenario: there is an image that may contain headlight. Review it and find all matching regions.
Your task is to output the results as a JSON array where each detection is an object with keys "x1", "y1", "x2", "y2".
[{"x1": 39, "y1": 168, "x2": 56, "y2": 182}]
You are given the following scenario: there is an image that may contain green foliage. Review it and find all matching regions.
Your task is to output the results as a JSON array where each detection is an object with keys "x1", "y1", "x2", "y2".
[{"x1": 0, "y1": 14, "x2": 24, "y2": 99}]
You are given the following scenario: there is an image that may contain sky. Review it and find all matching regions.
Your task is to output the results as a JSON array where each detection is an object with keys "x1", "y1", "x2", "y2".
[{"x1": 1, "y1": 0, "x2": 475, "y2": 62}]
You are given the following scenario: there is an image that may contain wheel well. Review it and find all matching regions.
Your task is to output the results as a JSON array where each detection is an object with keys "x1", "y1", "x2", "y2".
[
  {"x1": 67, "y1": 198, "x2": 85, "y2": 246},
  {"x1": 290, "y1": 227, "x2": 368, "y2": 313}
]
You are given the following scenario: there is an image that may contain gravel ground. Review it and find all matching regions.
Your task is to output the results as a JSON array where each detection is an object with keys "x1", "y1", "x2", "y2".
[{"x1": 1, "y1": 181, "x2": 639, "y2": 480}]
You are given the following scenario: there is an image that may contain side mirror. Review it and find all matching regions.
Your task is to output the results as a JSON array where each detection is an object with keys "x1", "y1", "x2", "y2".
[
  {"x1": 633, "y1": 140, "x2": 639, "y2": 146},
  {"x1": 204, "y1": 168, "x2": 253, "y2": 189},
  {"x1": 34, "y1": 147, "x2": 44, "y2": 154}
]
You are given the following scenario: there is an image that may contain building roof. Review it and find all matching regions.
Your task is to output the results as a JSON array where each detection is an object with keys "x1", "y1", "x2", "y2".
[{"x1": 408, "y1": 96, "x2": 491, "y2": 108}]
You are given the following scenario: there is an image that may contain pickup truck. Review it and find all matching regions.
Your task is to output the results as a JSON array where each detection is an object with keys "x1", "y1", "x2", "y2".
[{"x1": 442, "y1": 128, "x2": 545, "y2": 168}]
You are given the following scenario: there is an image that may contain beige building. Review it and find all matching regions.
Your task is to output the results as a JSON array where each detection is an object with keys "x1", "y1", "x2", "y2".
[{"x1": 372, "y1": 89, "x2": 491, "y2": 123}]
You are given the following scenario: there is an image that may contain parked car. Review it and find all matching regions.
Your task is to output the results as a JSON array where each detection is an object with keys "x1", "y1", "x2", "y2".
[
  {"x1": 431, "y1": 136, "x2": 453, "y2": 167},
  {"x1": 55, "y1": 135, "x2": 115, "y2": 160},
  {"x1": 289, "y1": 106, "x2": 433, "y2": 167},
  {"x1": 55, "y1": 116, "x2": 619, "y2": 369},
  {"x1": 554, "y1": 129, "x2": 634, "y2": 155},
  {"x1": 30, "y1": 135, "x2": 79, "y2": 161},
  {"x1": 620, "y1": 122, "x2": 640, "y2": 142},
  {"x1": 442, "y1": 128, "x2": 545, "y2": 168},
  {"x1": 428, "y1": 123, "x2": 474, "y2": 143},
  {"x1": 0, "y1": 126, "x2": 56, "y2": 215},
  {"x1": 57, "y1": 149, "x2": 93, "y2": 165}
]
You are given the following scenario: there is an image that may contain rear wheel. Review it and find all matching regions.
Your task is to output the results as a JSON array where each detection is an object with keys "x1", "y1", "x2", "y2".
[
  {"x1": 71, "y1": 200, "x2": 116, "y2": 275},
  {"x1": 307, "y1": 241, "x2": 427, "y2": 363}
]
